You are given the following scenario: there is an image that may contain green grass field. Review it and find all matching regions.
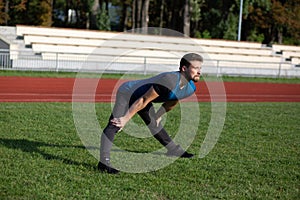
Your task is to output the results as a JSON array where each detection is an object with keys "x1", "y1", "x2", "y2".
[{"x1": 0, "y1": 102, "x2": 299, "y2": 199}]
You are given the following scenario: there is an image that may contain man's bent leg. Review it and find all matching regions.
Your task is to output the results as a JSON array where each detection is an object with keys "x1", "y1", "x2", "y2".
[
  {"x1": 138, "y1": 104, "x2": 194, "y2": 158},
  {"x1": 137, "y1": 104, "x2": 177, "y2": 150}
]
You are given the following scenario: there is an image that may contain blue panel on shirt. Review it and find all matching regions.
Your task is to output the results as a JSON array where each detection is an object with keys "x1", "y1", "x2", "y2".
[{"x1": 118, "y1": 71, "x2": 196, "y2": 102}]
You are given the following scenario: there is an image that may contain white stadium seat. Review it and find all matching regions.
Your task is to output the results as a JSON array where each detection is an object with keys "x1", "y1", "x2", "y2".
[{"x1": 12, "y1": 25, "x2": 298, "y2": 74}]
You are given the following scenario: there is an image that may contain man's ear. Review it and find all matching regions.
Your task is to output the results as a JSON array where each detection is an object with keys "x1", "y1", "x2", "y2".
[{"x1": 182, "y1": 65, "x2": 188, "y2": 71}]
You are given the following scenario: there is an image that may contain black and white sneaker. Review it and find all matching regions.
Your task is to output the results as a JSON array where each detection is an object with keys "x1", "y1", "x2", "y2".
[
  {"x1": 166, "y1": 145, "x2": 194, "y2": 158},
  {"x1": 97, "y1": 160, "x2": 119, "y2": 174}
]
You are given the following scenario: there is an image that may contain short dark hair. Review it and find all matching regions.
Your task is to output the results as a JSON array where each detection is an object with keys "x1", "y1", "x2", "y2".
[{"x1": 180, "y1": 53, "x2": 203, "y2": 71}]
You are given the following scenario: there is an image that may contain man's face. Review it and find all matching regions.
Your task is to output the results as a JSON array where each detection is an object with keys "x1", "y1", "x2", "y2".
[{"x1": 184, "y1": 60, "x2": 202, "y2": 82}]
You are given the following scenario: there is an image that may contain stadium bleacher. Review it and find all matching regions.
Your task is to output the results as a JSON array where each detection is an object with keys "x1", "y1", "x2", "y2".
[
  {"x1": 0, "y1": 25, "x2": 299, "y2": 76},
  {"x1": 272, "y1": 44, "x2": 300, "y2": 65}
]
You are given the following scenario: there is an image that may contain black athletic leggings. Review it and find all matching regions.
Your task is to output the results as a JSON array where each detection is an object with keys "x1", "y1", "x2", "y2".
[{"x1": 100, "y1": 89, "x2": 174, "y2": 162}]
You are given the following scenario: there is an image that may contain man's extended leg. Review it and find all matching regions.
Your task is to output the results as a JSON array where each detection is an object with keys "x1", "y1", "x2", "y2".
[
  {"x1": 98, "y1": 116, "x2": 120, "y2": 174},
  {"x1": 98, "y1": 90, "x2": 129, "y2": 173}
]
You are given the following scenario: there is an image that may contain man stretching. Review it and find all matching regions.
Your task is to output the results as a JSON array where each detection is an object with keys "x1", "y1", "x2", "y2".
[{"x1": 98, "y1": 53, "x2": 203, "y2": 174}]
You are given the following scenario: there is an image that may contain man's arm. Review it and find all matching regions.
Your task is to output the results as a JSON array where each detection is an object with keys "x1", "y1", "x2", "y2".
[
  {"x1": 111, "y1": 86, "x2": 159, "y2": 128},
  {"x1": 155, "y1": 100, "x2": 179, "y2": 125}
]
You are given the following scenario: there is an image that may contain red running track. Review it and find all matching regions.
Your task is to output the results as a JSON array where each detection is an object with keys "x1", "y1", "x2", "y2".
[{"x1": 0, "y1": 76, "x2": 300, "y2": 102}]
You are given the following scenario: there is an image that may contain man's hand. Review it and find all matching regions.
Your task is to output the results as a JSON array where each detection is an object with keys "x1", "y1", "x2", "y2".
[
  {"x1": 110, "y1": 117, "x2": 128, "y2": 128},
  {"x1": 155, "y1": 100, "x2": 178, "y2": 125},
  {"x1": 156, "y1": 116, "x2": 162, "y2": 127},
  {"x1": 111, "y1": 86, "x2": 159, "y2": 129}
]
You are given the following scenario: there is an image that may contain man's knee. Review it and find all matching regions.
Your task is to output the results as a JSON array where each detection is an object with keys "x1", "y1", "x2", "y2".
[{"x1": 147, "y1": 120, "x2": 163, "y2": 135}]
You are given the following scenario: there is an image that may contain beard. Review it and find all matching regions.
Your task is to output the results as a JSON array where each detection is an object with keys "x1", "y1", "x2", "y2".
[{"x1": 192, "y1": 75, "x2": 200, "y2": 82}]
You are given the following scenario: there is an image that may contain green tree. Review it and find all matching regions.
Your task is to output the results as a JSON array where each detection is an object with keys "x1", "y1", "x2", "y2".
[
  {"x1": 0, "y1": 0, "x2": 9, "y2": 25},
  {"x1": 190, "y1": 0, "x2": 204, "y2": 37},
  {"x1": 243, "y1": 0, "x2": 299, "y2": 44},
  {"x1": 131, "y1": 0, "x2": 150, "y2": 32},
  {"x1": 27, "y1": 0, "x2": 53, "y2": 26},
  {"x1": 223, "y1": 4, "x2": 238, "y2": 40},
  {"x1": 272, "y1": 0, "x2": 300, "y2": 45},
  {"x1": 0, "y1": 0, "x2": 52, "y2": 26},
  {"x1": 243, "y1": 0, "x2": 272, "y2": 43},
  {"x1": 1, "y1": 0, "x2": 299, "y2": 45},
  {"x1": 56, "y1": 0, "x2": 93, "y2": 28},
  {"x1": 97, "y1": 2, "x2": 110, "y2": 30},
  {"x1": 5, "y1": 0, "x2": 27, "y2": 25}
]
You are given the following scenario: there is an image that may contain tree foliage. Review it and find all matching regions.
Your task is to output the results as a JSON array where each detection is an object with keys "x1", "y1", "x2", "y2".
[
  {"x1": 97, "y1": 2, "x2": 110, "y2": 30},
  {"x1": 0, "y1": 0, "x2": 299, "y2": 45},
  {"x1": 0, "y1": 0, "x2": 53, "y2": 26}
]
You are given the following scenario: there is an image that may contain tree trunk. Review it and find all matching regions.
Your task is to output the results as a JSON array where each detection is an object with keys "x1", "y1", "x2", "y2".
[
  {"x1": 141, "y1": 0, "x2": 149, "y2": 33},
  {"x1": 123, "y1": 6, "x2": 128, "y2": 31},
  {"x1": 159, "y1": 0, "x2": 165, "y2": 35},
  {"x1": 183, "y1": 0, "x2": 190, "y2": 36},
  {"x1": 90, "y1": 0, "x2": 99, "y2": 29},
  {"x1": 65, "y1": 0, "x2": 70, "y2": 25},
  {"x1": 121, "y1": 1, "x2": 128, "y2": 31},
  {"x1": 277, "y1": 27, "x2": 283, "y2": 44},
  {"x1": 166, "y1": 0, "x2": 173, "y2": 31},
  {"x1": 4, "y1": 0, "x2": 9, "y2": 25},
  {"x1": 132, "y1": 0, "x2": 136, "y2": 31},
  {"x1": 136, "y1": 0, "x2": 142, "y2": 29},
  {"x1": 105, "y1": 0, "x2": 109, "y2": 11}
]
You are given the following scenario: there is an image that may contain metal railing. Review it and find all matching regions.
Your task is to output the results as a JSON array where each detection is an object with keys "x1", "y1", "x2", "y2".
[{"x1": 0, "y1": 49, "x2": 299, "y2": 78}]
